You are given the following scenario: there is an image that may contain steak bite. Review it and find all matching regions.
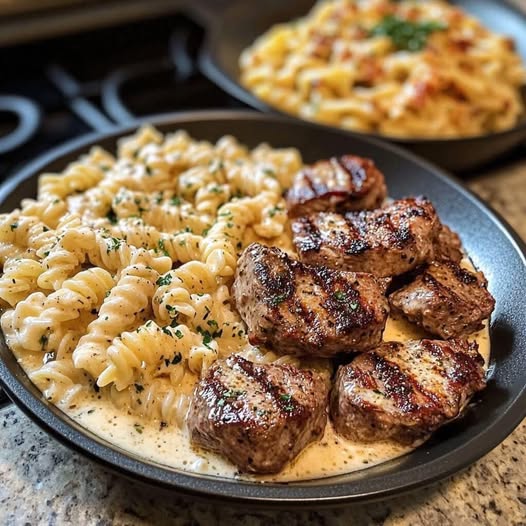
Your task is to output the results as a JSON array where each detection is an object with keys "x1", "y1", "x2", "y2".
[
  {"x1": 286, "y1": 155, "x2": 387, "y2": 217},
  {"x1": 233, "y1": 243, "x2": 389, "y2": 357},
  {"x1": 187, "y1": 355, "x2": 329, "y2": 474},
  {"x1": 389, "y1": 261, "x2": 495, "y2": 339},
  {"x1": 434, "y1": 224, "x2": 463, "y2": 263},
  {"x1": 292, "y1": 197, "x2": 440, "y2": 277},
  {"x1": 330, "y1": 339, "x2": 486, "y2": 445}
]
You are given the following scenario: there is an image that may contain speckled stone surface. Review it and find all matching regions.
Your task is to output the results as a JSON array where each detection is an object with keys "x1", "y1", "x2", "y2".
[{"x1": 1, "y1": 151, "x2": 526, "y2": 525}]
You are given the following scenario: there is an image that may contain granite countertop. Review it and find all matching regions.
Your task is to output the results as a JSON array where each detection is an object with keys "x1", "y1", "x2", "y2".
[{"x1": 1, "y1": 150, "x2": 525, "y2": 526}]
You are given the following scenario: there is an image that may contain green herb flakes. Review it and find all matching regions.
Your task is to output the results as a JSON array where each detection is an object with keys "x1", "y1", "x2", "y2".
[
  {"x1": 156, "y1": 274, "x2": 172, "y2": 287},
  {"x1": 371, "y1": 15, "x2": 447, "y2": 52}
]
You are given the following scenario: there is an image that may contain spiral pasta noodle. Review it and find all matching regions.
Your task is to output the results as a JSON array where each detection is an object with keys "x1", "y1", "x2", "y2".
[{"x1": 0, "y1": 126, "x2": 303, "y2": 430}]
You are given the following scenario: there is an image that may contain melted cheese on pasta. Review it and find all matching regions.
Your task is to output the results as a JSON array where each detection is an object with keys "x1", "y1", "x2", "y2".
[{"x1": 239, "y1": 0, "x2": 526, "y2": 138}]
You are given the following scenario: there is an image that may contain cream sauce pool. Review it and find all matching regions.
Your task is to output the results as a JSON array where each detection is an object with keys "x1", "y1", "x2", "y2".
[{"x1": 52, "y1": 315, "x2": 490, "y2": 483}]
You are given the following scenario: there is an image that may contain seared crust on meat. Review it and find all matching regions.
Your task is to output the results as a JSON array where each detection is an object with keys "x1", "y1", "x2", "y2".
[
  {"x1": 233, "y1": 243, "x2": 389, "y2": 357},
  {"x1": 286, "y1": 155, "x2": 387, "y2": 217},
  {"x1": 330, "y1": 339, "x2": 486, "y2": 445},
  {"x1": 389, "y1": 261, "x2": 495, "y2": 338},
  {"x1": 188, "y1": 355, "x2": 329, "y2": 474},
  {"x1": 434, "y1": 224, "x2": 463, "y2": 263},
  {"x1": 292, "y1": 197, "x2": 440, "y2": 277}
]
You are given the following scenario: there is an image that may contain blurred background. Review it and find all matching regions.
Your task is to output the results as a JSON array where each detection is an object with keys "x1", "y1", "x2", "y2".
[
  {"x1": 0, "y1": 0, "x2": 237, "y2": 181},
  {"x1": 0, "y1": 0, "x2": 524, "y2": 182}
]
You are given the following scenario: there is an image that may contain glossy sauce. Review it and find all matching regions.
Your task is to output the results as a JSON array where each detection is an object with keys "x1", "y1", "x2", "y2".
[{"x1": 56, "y1": 314, "x2": 490, "y2": 483}]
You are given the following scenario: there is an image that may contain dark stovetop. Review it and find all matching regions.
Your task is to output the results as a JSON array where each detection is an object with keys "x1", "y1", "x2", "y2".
[{"x1": 0, "y1": 12, "x2": 244, "y2": 184}]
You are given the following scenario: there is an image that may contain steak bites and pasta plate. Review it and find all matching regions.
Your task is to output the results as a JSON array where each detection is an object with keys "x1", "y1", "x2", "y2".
[
  {"x1": 0, "y1": 126, "x2": 493, "y2": 481},
  {"x1": 239, "y1": 0, "x2": 526, "y2": 138}
]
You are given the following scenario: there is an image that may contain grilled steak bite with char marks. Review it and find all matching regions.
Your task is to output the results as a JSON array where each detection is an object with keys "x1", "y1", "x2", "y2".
[
  {"x1": 434, "y1": 224, "x2": 463, "y2": 263},
  {"x1": 233, "y1": 243, "x2": 389, "y2": 357},
  {"x1": 286, "y1": 155, "x2": 387, "y2": 217},
  {"x1": 188, "y1": 355, "x2": 329, "y2": 474},
  {"x1": 292, "y1": 197, "x2": 440, "y2": 277},
  {"x1": 330, "y1": 339, "x2": 486, "y2": 445},
  {"x1": 389, "y1": 261, "x2": 495, "y2": 339}
]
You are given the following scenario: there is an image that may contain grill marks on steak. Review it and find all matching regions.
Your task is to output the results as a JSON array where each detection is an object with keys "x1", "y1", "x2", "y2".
[
  {"x1": 389, "y1": 261, "x2": 495, "y2": 339},
  {"x1": 330, "y1": 339, "x2": 486, "y2": 444},
  {"x1": 233, "y1": 243, "x2": 389, "y2": 357},
  {"x1": 286, "y1": 155, "x2": 387, "y2": 218},
  {"x1": 292, "y1": 197, "x2": 440, "y2": 277},
  {"x1": 187, "y1": 355, "x2": 329, "y2": 474}
]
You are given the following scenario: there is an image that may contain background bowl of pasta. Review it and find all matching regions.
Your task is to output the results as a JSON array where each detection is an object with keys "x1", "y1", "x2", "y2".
[
  {"x1": 198, "y1": 0, "x2": 526, "y2": 172},
  {"x1": 1, "y1": 110, "x2": 526, "y2": 507}
]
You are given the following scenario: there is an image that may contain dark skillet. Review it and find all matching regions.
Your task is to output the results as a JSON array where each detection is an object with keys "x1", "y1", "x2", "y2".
[
  {"x1": 1, "y1": 111, "x2": 526, "y2": 508},
  {"x1": 196, "y1": 0, "x2": 526, "y2": 173}
]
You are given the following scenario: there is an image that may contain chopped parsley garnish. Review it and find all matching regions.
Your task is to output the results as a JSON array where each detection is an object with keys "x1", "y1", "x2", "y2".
[
  {"x1": 106, "y1": 237, "x2": 123, "y2": 253},
  {"x1": 207, "y1": 319, "x2": 219, "y2": 330},
  {"x1": 106, "y1": 209, "x2": 117, "y2": 224},
  {"x1": 268, "y1": 206, "x2": 283, "y2": 218},
  {"x1": 9, "y1": 223, "x2": 18, "y2": 231},
  {"x1": 334, "y1": 291, "x2": 347, "y2": 301},
  {"x1": 350, "y1": 302, "x2": 359, "y2": 310},
  {"x1": 157, "y1": 239, "x2": 169, "y2": 256},
  {"x1": 196, "y1": 325, "x2": 222, "y2": 348},
  {"x1": 280, "y1": 394, "x2": 292, "y2": 402},
  {"x1": 134, "y1": 423, "x2": 144, "y2": 434},
  {"x1": 371, "y1": 15, "x2": 447, "y2": 52},
  {"x1": 270, "y1": 293, "x2": 287, "y2": 306},
  {"x1": 174, "y1": 329, "x2": 184, "y2": 339},
  {"x1": 223, "y1": 389, "x2": 246, "y2": 398},
  {"x1": 170, "y1": 196, "x2": 181, "y2": 206},
  {"x1": 199, "y1": 329, "x2": 213, "y2": 348},
  {"x1": 156, "y1": 274, "x2": 172, "y2": 287}
]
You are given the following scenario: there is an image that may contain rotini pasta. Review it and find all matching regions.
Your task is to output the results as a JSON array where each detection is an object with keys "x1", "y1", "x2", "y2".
[{"x1": 0, "y1": 126, "x2": 303, "y2": 431}]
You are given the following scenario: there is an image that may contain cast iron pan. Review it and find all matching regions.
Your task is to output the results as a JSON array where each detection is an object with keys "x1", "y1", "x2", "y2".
[
  {"x1": 196, "y1": 0, "x2": 526, "y2": 173},
  {"x1": 1, "y1": 111, "x2": 526, "y2": 508}
]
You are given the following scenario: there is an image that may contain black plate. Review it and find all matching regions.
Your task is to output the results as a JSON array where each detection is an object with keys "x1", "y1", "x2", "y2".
[
  {"x1": 1, "y1": 111, "x2": 526, "y2": 508},
  {"x1": 197, "y1": 0, "x2": 526, "y2": 172}
]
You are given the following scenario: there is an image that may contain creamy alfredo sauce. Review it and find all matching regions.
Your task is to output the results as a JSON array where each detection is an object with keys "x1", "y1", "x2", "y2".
[
  {"x1": 14, "y1": 259, "x2": 491, "y2": 483},
  {"x1": 42, "y1": 316, "x2": 489, "y2": 483}
]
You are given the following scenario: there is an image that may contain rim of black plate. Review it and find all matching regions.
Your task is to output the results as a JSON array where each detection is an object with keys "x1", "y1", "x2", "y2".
[{"x1": 0, "y1": 110, "x2": 525, "y2": 507}]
